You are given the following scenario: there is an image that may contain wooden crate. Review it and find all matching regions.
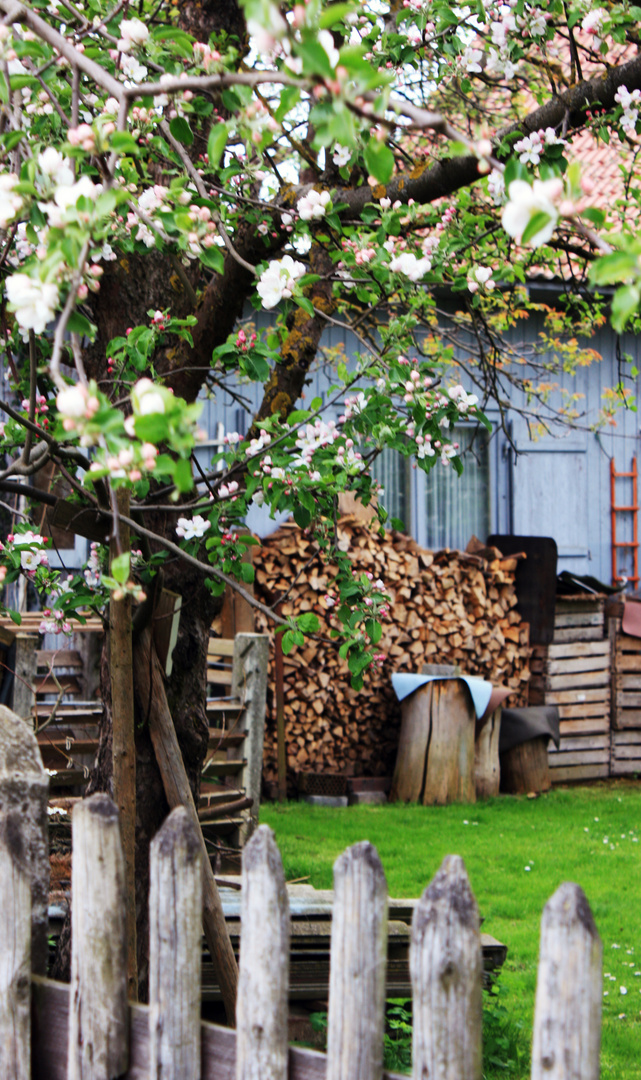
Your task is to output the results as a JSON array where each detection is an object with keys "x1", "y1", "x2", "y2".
[
  {"x1": 609, "y1": 618, "x2": 641, "y2": 729},
  {"x1": 611, "y1": 729, "x2": 641, "y2": 776},
  {"x1": 529, "y1": 598, "x2": 610, "y2": 783}
]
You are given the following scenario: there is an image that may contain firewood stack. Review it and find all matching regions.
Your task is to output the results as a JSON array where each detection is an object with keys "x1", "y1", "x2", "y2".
[{"x1": 252, "y1": 518, "x2": 532, "y2": 790}]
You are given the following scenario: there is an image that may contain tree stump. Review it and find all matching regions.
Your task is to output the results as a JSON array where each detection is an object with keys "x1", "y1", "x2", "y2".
[
  {"x1": 390, "y1": 680, "x2": 476, "y2": 805},
  {"x1": 474, "y1": 708, "x2": 502, "y2": 799},
  {"x1": 500, "y1": 736, "x2": 551, "y2": 795}
]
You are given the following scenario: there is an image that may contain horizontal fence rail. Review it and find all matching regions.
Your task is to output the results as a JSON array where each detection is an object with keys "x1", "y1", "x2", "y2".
[{"x1": 1, "y1": 797, "x2": 602, "y2": 1080}]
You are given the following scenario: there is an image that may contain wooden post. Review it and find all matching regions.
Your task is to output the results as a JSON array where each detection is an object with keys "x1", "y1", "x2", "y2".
[
  {"x1": 132, "y1": 626, "x2": 239, "y2": 1023},
  {"x1": 326, "y1": 842, "x2": 388, "y2": 1080},
  {"x1": 68, "y1": 794, "x2": 128, "y2": 1080},
  {"x1": 109, "y1": 488, "x2": 137, "y2": 1000},
  {"x1": 500, "y1": 737, "x2": 551, "y2": 795},
  {"x1": 0, "y1": 814, "x2": 32, "y2": 1080},
  {"x1": 274, "y1": 619, "x2": 287, "y2": 803},
  {"x1": 531, "y1": 883, "x2": 602, "y2": 1080},
  {"x1": 149, "y1": 807, "x2": 202, "y2": 1080},
  {"x1": 13, "y1": 634, "x2": 36, "y2": 724},
  {"x1": 233, "y1": 633, "x2": 269, "y2": 843},
  {"x1": 474, "y1": 708, "x2": 502, "y2": 799},
  {"x1": 236, "y1": 825, "x2": 289, "y2": 1080},
  {"x1": 0, "y1": 704, "x2": 49, "y2": 974},
  {"x1": 411, "y1": 855, "x2": 482, "y2": 1080}
]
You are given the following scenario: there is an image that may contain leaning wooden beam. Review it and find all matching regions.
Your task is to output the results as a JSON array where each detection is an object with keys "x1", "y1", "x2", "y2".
[
  {"x1": 109, "y1": 488, "x2": 137, "y2": 1001},
  {"x1": 132, "y1": 626, "x2": 238, "y2": 1023},
  {"x1": 531, "y1": 882, "x2": 602, "y2": 1080}
]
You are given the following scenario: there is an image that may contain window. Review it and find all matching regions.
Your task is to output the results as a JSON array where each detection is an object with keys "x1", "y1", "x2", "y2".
[
  {"x1": 371, "y1": 448, "x2": 410, "y2": 529},
  {"x1": 425, "y1": 427, "x2": 490, "y2": 550}
]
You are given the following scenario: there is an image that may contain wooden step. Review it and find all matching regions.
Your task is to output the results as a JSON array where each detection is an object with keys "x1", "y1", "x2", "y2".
[
  {"x1": 208, "y1": 728, "x2": 247, "y2": 749},
  {"x1": 37, "y1": 649, "x2": 84, "y2": 669},
  {"x1": 202, "y1": 759, "x2": 246, "y2": 777},
  {"x1": 35, "y1": 676, "x2": 83, "y2": 695},
  {"x1": 207, "y1": 668, "x2": 233, "y2": 686}
]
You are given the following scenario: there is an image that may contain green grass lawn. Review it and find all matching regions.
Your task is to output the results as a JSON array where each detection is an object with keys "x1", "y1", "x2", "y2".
[{"x1": 261, "y1": 782, "x2": 641, "y2": 1078}]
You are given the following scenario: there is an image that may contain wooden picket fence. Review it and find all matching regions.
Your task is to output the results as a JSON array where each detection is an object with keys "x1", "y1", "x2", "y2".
[{"x1": 1, "y1": 791, "x2": 603, "y2": 1080}]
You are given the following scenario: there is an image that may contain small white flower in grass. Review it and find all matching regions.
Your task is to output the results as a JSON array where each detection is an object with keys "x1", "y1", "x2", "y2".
[
  {"x1": 524, "y1": 865, "x2": 531, "y2": 871},
  {"x1": 297, "y1": 189, "x2": 331, "y2": 221},
  {"x1": 502, "y1": 178, "x2": 562, "y2": 248},
  {"x1": 175, "y1": 515, "x2": 210, "y2": 541},
  {"x1": 6, "y1": 273, "x2": 59, "y2": 337},
  {"x1": 612, "y1": 943, "x2": 621, "y2": 949},
  {"x1": 332, "y1": 144, "x2": 351, "y2": 168},
  {"x1": 621, "y1": 987, "x2": 628, "y2": 995}
]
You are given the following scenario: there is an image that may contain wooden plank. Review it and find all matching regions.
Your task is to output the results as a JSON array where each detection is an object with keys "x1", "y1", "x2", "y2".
[
  {"x1": 614, "y1": 673, "x2": 641, "y2": 691},
  {"x1": 0, "y1": 825, "x2": 31, "y2": 1080},
  {"x1": 615, "y1": 634, "x2": 641, "y2": 653},
  {"x1": 207, "y1": 669, "x2": 233, "y2": 686},
  {"x1": 208, "y1": 729, "x2": 247, "y2": 748},
  {"x1": 411, "y1": 855, "x2": 482, "y2": 1080},
  {"x1": 548, "y1": 750, "x2": 610, "y2": 766},
  {"x1": 543, "y1": 641, "x2": 610, "y2": 660},
  {"x1": 552, "y1": 627, "x2": 604, "y2": 643},
  {"x1": 611, "y1": 745, "x2": 641, "y2": 760},
  {"x1": 208, "y1": 639, "x2": 235, "y2": 657},
  {"x1": 559, "y1": 719, "x2": 609, "y2": 736},
  {"x1": 612, "y1": 730, "x2": 641, "y2": 745},
  {"x1": 614, "y1": 654, "x2": 641, "y2": 672},
  {"x1": 610, "y1": 759, "x2": 641, "y2": 776},
  {"x1": 613, "y1": 706, "x2": 641, "y2": 728},
  {"x1": 35, "y1": 676, "x2": 82, "y2": 696},
  {"x1": 543, "y1": 671, "x2": 610, "y2": 692},
  {"x1": 545, "y1": 656, "x2": 610, "y2": 677},
  {"x1": 531, "y1": 884, "x2": 601, "y2": 1080},
  {"x1": 558, "y1": 702, "x2": 609, "y2": 719},
  {"x1": 202, "y1": 759, "x2": 246, "y2": 777},
  {"x1": 554, "y1": 612, "x2": 603, "y2": 629},
  {"x1": 531, "y1": 687, "x2": 610, "y2": 706},
  {"x1": 548, "y1": 736, "x2": 610, "y2": 753},
  {"x1": 549, "y1": 763, "x2": 610, "y2": 782},
  {"x1": 31, "y1": 977, "x2": 408, "y2": 1080},
  {"x1": 36, "y1": 650, "x2": 83, "y2": 669}
]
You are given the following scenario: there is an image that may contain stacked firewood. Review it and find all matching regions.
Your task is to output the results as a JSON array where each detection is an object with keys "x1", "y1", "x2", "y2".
[{"x1": 253, "y1": 518, "x2": 531, "y2": 786}]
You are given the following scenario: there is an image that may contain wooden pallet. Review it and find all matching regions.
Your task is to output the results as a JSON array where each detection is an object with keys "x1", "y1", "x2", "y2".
[
  {"x1": 529, "y1": 598, "x2": 610, "y2": 783},
  {"x1": 610, "y1": 729, "x2": 641, "y2": 775}
]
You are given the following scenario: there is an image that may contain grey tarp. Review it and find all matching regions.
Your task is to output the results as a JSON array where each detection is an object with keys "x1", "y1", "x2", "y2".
[{"x1": 499, "y1": 706, "x2": 560, "y2": 754}]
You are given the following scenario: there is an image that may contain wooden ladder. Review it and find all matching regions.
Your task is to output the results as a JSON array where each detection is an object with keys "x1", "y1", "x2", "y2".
[{"x1": 610, "y1": 456, "x2": 639, "y2": 587}]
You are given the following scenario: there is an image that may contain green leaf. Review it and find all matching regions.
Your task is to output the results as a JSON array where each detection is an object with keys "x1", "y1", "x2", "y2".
[
  {"x1": 611, "y1": 284, "x2": 640, "y2": 332},
  {"x1": 199, "y1": 245, "x2": 225, "y2": 273},
  {"x1": 240, "y1": 562, "x2": 255, "y2": 584},
  {"x1": 169, "y1": 117, "x2": 194, "y2": 146},
  {"x1": 173, "y1": 457, "x2": 194, "y2": 493},
  {"x1": 365, "y1": 618, "x2": 382, "y2": 645},
  {"x1": 109, "y1": 131, "x2": 140, "y2": 156},
  {"x1": 207, "y1": 123, "x2": 228, "y2": 169},
  {"x1": 293, "y1": 504, "x2": 311, "y2": 528},
  {"x1": 364, "y1": 140, "x2": 394, "y2": 185},
  {"x1": 111, "y1": 552, "x2": 130, "y2": 585},
  {"x1": 521, "y1": 211, "x2": 552, "y2": 246},
  {"x1": 297, "y1": 612, "x2": 320, "y2": 633},
  {"x1": 134, "y1": 413, "x2": 170, "y2": 443},
  {"x1": 589, "y1": 251, "x2": 638, "y2": 286},
  {"x1": 9, "y1": 609, "x2": 21, "y2": 625},
  {"x1": 281, "y1": 630, "x2": 296, "y2": 655},
  {"x1": 319, "y1": 3, "x2": 354, "y2": 27},
  {"x1": 67, "y1": 311, "x2": 97, "y2": 339},
  {"x1": 294, "y1": 38, "x2": 335, "y2": 79}
]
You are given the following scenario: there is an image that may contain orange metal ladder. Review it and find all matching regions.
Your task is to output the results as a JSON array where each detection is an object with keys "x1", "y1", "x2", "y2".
[{"x1": 611, "y1": 457, "x2": 639, "y2": 587}]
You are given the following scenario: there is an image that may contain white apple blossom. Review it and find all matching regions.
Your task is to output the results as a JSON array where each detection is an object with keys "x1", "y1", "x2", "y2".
[
  {"x1": 501, "y1": 178, "x2": 562, "y2": 247},
  {"x1": 487, "y1": 168, "x2": 505, "y2": 204},
  {"x1": 318, "y1": 30, "x2": 339, "y2": 69},
  {"x1": 247, "y1": 5, "x2": 288, "y2": 52},
  {"x1": 486, "y1": 47, "x2": 515, "y2": 80},
  {"x1": 615, "y1": 86, "x2": 641, "y2": 132},
  {"x1": 389, "y1": 252, "x2": 432, "y2": 281},
  {"x1": 0, "y1": 173, "x2": 24, "y2": 229},
  {"x1": 332, "y1": 144, "x2": 351, "y2": 168},
  {"x1": 256, "y1": 255, "x2": 306, "y2": 309},
  {"x1": 514, "y1": 131, "x2": 543, "y2": 166},
  {"x1": 297, "y1": 189, "x2": 331, "y2": 221},
  {"x1": 467, "y1": 266, "x2": 495, "y2": 292},
  {"x1": 5, "y1": 274, "x2": 59, "y2": 337},
  {"x1": 461, "y1": 46, "x2": 483, "y2": 73},
  {"x1": 120, "y1": 53, "x2": 148, "y2": 82},
  {"x1": 57, "y1": 384, "x2": 88, "y2": 419},
  {"x1": 131, "y1": 378, "x2": 166, "y2": 415},
  {"x1": 581, "y1": 8, "x2": 608, "y2": 43},
  {"x1": 175, "y1": 515, "x2": 211, "y2": 541},
  {"x1": 118, "y1": 18, "x2": 149, "y2": 52},
  {"x1": 54, "y1": 174, "x2": 101, "y2": 210},
  {"x1": 448, "y1": 385, "x2": 479, "y2": 412},
  {"x1": 37, "y1": 148, "x2": 74, "y2": 186}
]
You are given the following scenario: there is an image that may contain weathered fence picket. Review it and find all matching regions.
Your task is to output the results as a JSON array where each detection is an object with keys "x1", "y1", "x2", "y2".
[
  {"x1": 236, "y1": 825, "x2": 290, "y2": 1080},
  {"x1": 149, "y1": 807, "x2": 202, "y2": 1080},
  {"x1": 531, "y1": 882, "x2": 602, "y2": 1080},
  {"x1": 410, "y1": 854, "x2": 483, "y2": 1080},
  {"x1": 68, "y1": 794, "x2": 128, "y2": 1080},
  {"x1": 326, "y1": 842, "x2": 388, "y2": 1080},
  {"x1": 0, "y1": 725, "x2": 606, "y2": 1080}
]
